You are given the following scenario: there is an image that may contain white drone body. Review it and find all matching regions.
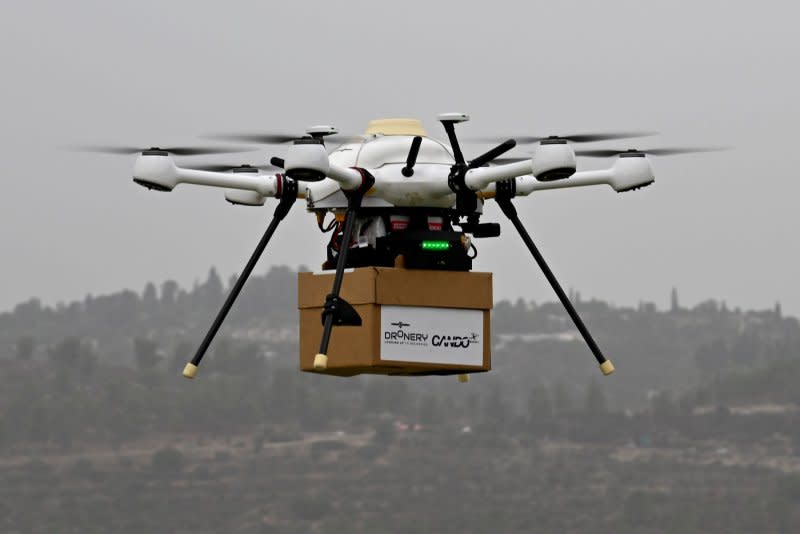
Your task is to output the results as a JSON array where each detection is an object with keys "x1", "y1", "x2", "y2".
[
  {"x1": 131, "y1": 116, "x2": 656, "y2": 211},
  {"x1": 116, "y1": 114, "x2": 717, "y2": 380}
]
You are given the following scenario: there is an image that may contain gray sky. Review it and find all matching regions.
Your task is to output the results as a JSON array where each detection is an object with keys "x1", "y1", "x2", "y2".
[{"x1": 1, "y1": 1, "x2": 798, "y2": 315}]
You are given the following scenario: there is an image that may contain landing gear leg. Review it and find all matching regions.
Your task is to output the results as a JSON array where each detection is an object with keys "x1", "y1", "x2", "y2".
[
  {"x1": 495, "y1": 180, "x2": 614, "y2": 376},
  {"x1": 183, "y1": 178, "x2": 299, "y2": 379},
  {"x1": 315, "y1": 171, "x2": 376, "y2": 370}
]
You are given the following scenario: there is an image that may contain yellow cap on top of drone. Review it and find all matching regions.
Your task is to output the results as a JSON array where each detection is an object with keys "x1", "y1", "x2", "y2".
[{"x1": 365, "y1": 118, "x2": 426, "y2": 137}]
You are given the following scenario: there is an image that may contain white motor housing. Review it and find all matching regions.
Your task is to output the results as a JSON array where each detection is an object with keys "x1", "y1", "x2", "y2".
[
  {"x1": 133, "y1": 150, "x2": 178, "y2": 191},
  {"x1": 285, "y1": 138, "x2": 329, "y2": 182},
  {"x1": 225, "y1": 189, "x2": 266, "y2": 206},
  {"x1": 223, "y1": 166, "x2": 266, "y2": 205},
  {"x1": 532, "y1": 139, "x2": 577, "y2": 181},
  {"x1": 609, "y1": 153, "x2": 655, "y2": 192}
]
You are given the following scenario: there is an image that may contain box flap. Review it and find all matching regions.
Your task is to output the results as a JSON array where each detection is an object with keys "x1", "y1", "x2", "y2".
[
  {"x1": 298, "y1": 267, "x2": 493, "y2": 310},
  {"x1": 297, "y1": 268, "x2": 378, "y2": 309},
  {"x1": 375, "y1": 268, "x2": 492, "y2": 309}
]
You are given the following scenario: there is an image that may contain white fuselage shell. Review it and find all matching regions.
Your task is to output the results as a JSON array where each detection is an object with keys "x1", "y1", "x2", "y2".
[{"x1": 305, "y1": 135, "x2": 459, "y2": 210}]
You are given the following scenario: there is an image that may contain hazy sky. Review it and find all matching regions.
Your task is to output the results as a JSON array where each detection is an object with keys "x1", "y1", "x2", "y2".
[{"x1": 1, "y1": 1, "x2": 798, "y2": 316}]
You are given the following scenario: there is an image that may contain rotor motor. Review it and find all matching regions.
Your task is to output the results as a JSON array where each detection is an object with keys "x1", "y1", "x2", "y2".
[
  {"x1": 225, "y1": 166, "x2": 267, "y2": 205},
  {"x1": 531, "y1": 139, "x2": 577, "y2": 182},
  {"x1": 285, "y1": 137, "x2": 330, "y2": 182},
  {"x1": 133, "y1": 149, "x2": 178, "y2": 191},
  {"x1": 609, "y1": 154, "x2": 655, "y2": 192}
]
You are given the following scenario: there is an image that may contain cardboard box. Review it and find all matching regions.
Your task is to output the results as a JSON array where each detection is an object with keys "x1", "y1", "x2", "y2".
[{"x1": 298, "y1": 267, "x2": 492, "y2": 376}]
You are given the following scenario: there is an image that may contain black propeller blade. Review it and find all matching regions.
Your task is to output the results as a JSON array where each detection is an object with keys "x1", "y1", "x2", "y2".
[
  {"x1": 468, "y1": 131, "x2": 657, "y2": 145},
  {"x1": 72, "y1": 145, "x2": 253, "y2": 156},
  {"x1": 439, "y1": 115, "x2": 517, "y2": 214},
  {"x1": 206, "y1": 133, "x2": 299, "y2": 144},
  {"x1": 189, "y1": 163, "x2": 281, "y2": 173},
  {"x1": 490, "y1": 157, "x2": 531, "y2": 165},
  {"x1": 206, "y1": 132, "x2": 354, "y2": 145},
  {"x1": 576, "y1": 147, "x2": 729, "y2": 158}
]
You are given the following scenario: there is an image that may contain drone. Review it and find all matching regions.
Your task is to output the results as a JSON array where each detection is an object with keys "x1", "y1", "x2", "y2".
[{"x1": 81, "y1": 114, "x2": 721, "y2": 379}]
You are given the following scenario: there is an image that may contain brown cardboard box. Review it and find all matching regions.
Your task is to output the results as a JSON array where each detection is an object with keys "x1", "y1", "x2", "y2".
[{"x1": 298, "y1": 267, "x2": 492, "y2": 376}]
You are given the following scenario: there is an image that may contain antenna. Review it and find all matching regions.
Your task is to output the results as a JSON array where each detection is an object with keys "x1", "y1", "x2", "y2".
[{"x1": 401, "y1": 136, "x2": 422, "y2": 177}]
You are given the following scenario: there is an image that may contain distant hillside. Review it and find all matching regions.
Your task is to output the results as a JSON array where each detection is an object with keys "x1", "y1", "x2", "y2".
[
  {"x1": 0, "y1": 265, "x2": 300, "y2": 365},
  {"x1": 1, "y1": 265, "x2": 799, "y2": 410},
  {"x1": 2, "y1": 267, "x2": 800, "y2": 534},
  {"x1": 693, "y1": 358, "x2": 800, "y2": 406}
]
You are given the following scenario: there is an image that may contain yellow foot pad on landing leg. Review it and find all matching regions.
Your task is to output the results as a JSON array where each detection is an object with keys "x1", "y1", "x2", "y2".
[
  {"x1": 599, "y1": 360, "x2": 615, "y2": 376},
  {"x1": 314, "y1": 353, "x2": 328, "y2": 370},
  {"x1": 457, "y1": 374, "x2": 470, "y2": 383},
  {"x1": 182, "y1": 363, "x2": 198, "y2": 379}
]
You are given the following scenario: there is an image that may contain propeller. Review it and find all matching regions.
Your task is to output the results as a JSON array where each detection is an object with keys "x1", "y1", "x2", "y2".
[
  {"x1": 71, "y1": 145, "x2": 253, "y2": 156},
  {"x1": 439, "y1": 114, "x2": 517, "y2": 214},
  {"x1": 205, "y1": 133, "x2": 301, "y2": 144},
  {"x1": 576, "y1": 146, "x2": 729, "y2": 158},
  {"x1": 454, "y1": 144, "x2": 727, "y2": 165},
  {"x1": 467, "y1": 131, "x2": 657, "y2": 145},
  {"x1": 487, "y1": 156, "x2": 531, "y2": 165},
  {"x1": 468, "y1": 139, "x2": 517, "y2": 170},
  {"x1": 205, "y1": 132, "x2": 355, "y2": 145},
  {"x1": 188, "y1": 163, "x2": 281, "y2": 173}
]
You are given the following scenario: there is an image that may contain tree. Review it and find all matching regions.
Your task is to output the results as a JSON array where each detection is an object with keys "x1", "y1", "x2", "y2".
[
  {"x1": 212, "y1": 336, "x2": 232, "y2": 367},
  {"x1": 651, "y1": 391, "x2": 677, "y2": 418},
  {"x1": 670, "y1": 287, "x2": 680, "y2": 312},
  {"x1": 730, "y1": 330, "x2": 760, "y2": 367},
  {"x1": 142, "y1": 282, "x2": 158, "y2": 312},
  {"x1": 553, "y1": 382, "x2": 572, "y2": 416},
  {"x1": 417, "y1": 394, "x2": 443, "y2": 425},
  {"x1": 13, "y1": 298, "x2": 42, "y2": 322},
  {"x1": 583, "y1": 379, "x2": 607, "y2": 415},
  {"x1": 695, "y1": 339, "x2": 729, "y2": 375},
  {"x1": 15, "y1": 336, "x2": 34, "y2": 361},
  {"x1": 49, "y1": 337, "x2": 83, "y2": 368},
  {"x1": 372, "y1": 419, "x2": 395, "y2": 447},
  {"x1": 160, "y1": 279, "x2": 179, "y2": 306},
  {"x1": 527, "y1": 384, "x2": 553, "y2": 421},
  {"x1": 481, "y1": 385, "x2": 509, "y2": 432},
  {"x1": 624, "y1": 491, "x2": 656, "y2": 526},
  {"x1": 364, "y1": 378, "x2": 410, "y2": 416},
  {"x1": 170, "y1": 340, "x2": 195, "y2": 373},
  {"x1": 0, "y1": 417, "x2": 7, "y2": 451},
  {"x1": 151, "y1": 447, "x2": 185, "y2": 476},
  {"x1": 134, "y1": 337, "x2": 161, "y2": 371},
  {"x1": 201, "y1": 267, "x2": 224, "y2": 306}
]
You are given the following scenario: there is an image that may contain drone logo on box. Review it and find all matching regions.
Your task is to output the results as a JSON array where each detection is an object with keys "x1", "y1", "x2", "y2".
[
  {"x1": 384, "y1": 321, "x2": 429, "y2": 347},
  {"x1": 384, "y1": 323, "x2": 480, "y2": 349},
  {"x1": 380, "y1": 306, "x2": 484, "y2": 366},
  {"x1": 431, "y1": 332, "x2": 481, "y2": 349}
]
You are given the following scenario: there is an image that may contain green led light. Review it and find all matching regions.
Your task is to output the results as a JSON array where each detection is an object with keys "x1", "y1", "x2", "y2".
[{"x1": 421, "y1": 240, "x2": 451, "y2": 251}]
